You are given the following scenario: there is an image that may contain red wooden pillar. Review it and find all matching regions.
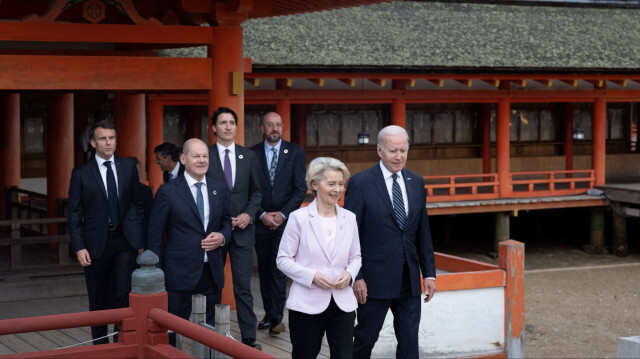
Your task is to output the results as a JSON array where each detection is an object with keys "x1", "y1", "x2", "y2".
[
  {"x1": 292, "y1": 104, "x2": 307, "y2": 152},
  {"x1": 592, "y1": 97, "x2": 606, "y2": 185},
  {"x1": 499, "y1": 240, "x2": 525, "y2": 358},
  {"x1": 114, "y1": 92, "x2": 146, "y2": 174},
  {"x1": 276, "y1": 99, "x2": 291, "y2": 141},
  {"x1": 209, "y1": 18, "x2": 245, "y2": 146},
  {"x1": 147, "y1": 100, "x2": 164, "y2": 193},
  {"x1": 46, "y1": 93, "x2": 74, "y2": 233},
  {"x1": 0, "y1": 93, "x2": 20, "y2": 220},
  {"x1": 391, "y1": 98, "x2": 406, "y2": 128},
  {"x1": 496, "y1": 98, "x2": 511, "y2": 197},
  {"x1": 562, "y1": 103, "x2": 574, "y2": 171},
  {"x1": 479, "y1": 103, "x2": 492, "y2": 174}
]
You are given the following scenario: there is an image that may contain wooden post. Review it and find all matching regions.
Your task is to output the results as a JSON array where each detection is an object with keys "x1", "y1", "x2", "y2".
[
  {"x1": 114, "y1": 92, "x2": 146, "y2": 161},
  {"x1": 191, "y1": 294, "x2": 207, "y2": 358},
  {"x1": 46, "y1": 93, "x2": 74, "y2": 236},
  {"x1": 588, "y1": 207, "x2": 605, "y2": 254},
  {"x1": 592, "y1": 97, "x2": 606, "y2": 186},
  {"x1": 496, "y1": 98, "x2": 511, "y2": 197},
  {"x1": 495, "y1": 212, "x2": 510, "y2": 253},
  {"x1": 499, "y1": 240, "x2": 525, "y2": 359},
  {"x1": 292, "y1": 104, "x2": 307, "y2": 153},
  {"x1": 479, "y1": 103, "x2": 492, "y2": 175},
  {"x1": 147, "y1": 100, "x2": 163, "y2": 193},
  {"x1": 391, "y1": 98, "x2": 406, "y2": 128},
  {"x1": 276, "y1": 99, "x2": 291, "y2": 141},
  {"x1": 612, "y1": 202, "x2": 628, "y2": 257},
  {"x1": 562, "y1": 103, "x2": 574, "y2": 171},
  {"x1": 214, "y1": 304, "x2": 231, "y2": 359},
  {"x1": 0, "y1": 93, "x2": 20, "y2": 221}
]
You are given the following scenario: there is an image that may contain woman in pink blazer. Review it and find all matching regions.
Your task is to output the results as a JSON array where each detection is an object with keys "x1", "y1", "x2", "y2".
[{"x1": 277, "y1": 157, "x2": 362, "y2": 359}]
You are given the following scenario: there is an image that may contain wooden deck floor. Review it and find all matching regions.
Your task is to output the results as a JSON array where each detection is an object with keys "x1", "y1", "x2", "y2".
[{"x1": 0, "y1": 272, "x2": 329, "y2": 358}]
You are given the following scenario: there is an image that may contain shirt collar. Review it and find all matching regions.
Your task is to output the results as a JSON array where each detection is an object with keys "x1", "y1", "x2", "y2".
[
  {"x1": 170, "y1": 162, "x2": 180, "y2": 176},
  {"x1": 216, "y1": 142, "x2": 235, "y2": 155},
  {"x1": 184, "y1": 171, "x2": 207, "y2": 187},
  {"x1": 264, "y1": 139, "x2": 281, "y2": 152},
  {"x1": 95, "y1": 155, "x2": 115, "y2": 168},
  {"x1": 379, "y1": 161, "x2": 403, "y2": 181}
]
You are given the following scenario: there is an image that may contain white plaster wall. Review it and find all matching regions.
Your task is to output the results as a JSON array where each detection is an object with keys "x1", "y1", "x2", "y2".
[{"x1": 370, "y1": 287, "x2": 505, "y2": 358}]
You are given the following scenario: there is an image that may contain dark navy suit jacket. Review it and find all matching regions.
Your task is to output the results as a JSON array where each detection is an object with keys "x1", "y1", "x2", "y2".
[
  {"x1": 147, "y1": 174, "x2": 232, "y2": 292},
  {"x1": 68, "y1": 156, "x2": 144, "y2": 258},
  {"x1": 251, "y1": 140, "x2": 307, "y2": 234},
  {"x1": 343, "y1": 163, "x2": 436, "y2": 299}
]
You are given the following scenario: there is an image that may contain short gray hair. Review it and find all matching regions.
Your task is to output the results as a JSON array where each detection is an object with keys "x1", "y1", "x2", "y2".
[
  {"x1": 378, "y1": 125, "x2": 410, "y2": 149},
  {"x1": 306, "y1": 157, "x2": 350, "y2": 196}
]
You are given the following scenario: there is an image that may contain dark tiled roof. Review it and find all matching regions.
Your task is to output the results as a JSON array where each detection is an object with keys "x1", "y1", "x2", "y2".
[{"x1": 241, "y1": 1, "x2": 640, "y2": 71}]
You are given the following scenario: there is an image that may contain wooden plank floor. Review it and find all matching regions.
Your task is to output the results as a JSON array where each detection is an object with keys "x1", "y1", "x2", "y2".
[{"x1": 0, "y1": 272, "x2": 328, "y2": 358}]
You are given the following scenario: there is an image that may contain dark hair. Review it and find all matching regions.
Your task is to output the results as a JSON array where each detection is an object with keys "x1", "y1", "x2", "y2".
[
  {"x1": 153, "y1": 142, "x2": 180, "y2": 162},
  {"x1": 90, "y1": 120, "x2": 115, "y2": 140},
  {"x1": 211, "y1": 107, "x2": 238, "y2": 126}
]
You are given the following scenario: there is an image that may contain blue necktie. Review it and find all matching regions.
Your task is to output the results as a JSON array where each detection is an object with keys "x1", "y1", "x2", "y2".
[
  {"x1": 195, "y1": 182, "x2": 205, "y2": 228},
  {"x1": 223, "y1": 149, "x2": 233, "y2": 190},
  {"x1": 269, "y1": 147, "x2": 278, "y2": 185},
  {"x1": 392, "y1": 173, "x2": 406, "y2": 230},
  {"x1": 104, "y1": 161, "x2": 120, "y2": 226}
]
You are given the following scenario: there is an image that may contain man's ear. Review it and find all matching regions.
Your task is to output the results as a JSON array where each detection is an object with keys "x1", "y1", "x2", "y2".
[
  {"x1": 90, "y1": 139, "x2": 96, "y2": 149},
  {"x1": 180, "y1": 153, "x2": 186, "y2": 165}
]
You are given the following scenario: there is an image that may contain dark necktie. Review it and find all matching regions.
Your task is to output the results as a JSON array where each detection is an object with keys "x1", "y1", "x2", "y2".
[
  {"x1": 269, "y1": 147, "x2": 278, "y2": 185},
  {"x1": 195, "y1": 182, "x2": 205, "y2": 228},
  {"x1": 104, "y1": 161, "x2": 120, "y2": 226},
  {"x1": 224, "y1": 149, "x2": 233, "y2": 190},
  {"x1": 392, "y1": 173, "x2": 406, "y2": 230}
]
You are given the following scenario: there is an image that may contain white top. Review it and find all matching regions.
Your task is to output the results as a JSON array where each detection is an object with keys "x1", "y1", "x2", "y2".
[
  {"x1": 216, "y1": 142, "x2": 236, "y2": 187},
  {"x1": 318, "y1": 215, "x2": 337, "y2": 256}
]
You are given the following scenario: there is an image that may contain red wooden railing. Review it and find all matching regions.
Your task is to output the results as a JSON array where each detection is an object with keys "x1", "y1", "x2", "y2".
[
  {"x1": 0, "y1": 291, "x2": 274, "y2": 359},
  {"x1": 424, "y1": 173, "x2": 499, "y2": 202}
]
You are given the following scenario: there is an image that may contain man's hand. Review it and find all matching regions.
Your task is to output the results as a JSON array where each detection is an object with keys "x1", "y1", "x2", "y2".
[
  {"x1": 353, "y1": 279, "x2": 367, "y2": 304},
  {"x1": 232, "y1": 213, "x2": 251, "y2": 230},
  {"x1": 202, "y1": 232, "x2": 224, "y2": 251},
  {"x1": 261, "y1": 213, "x2": 278, "y2": 228},
  {"x1": 424, "y1": 278, "x2": 436, "y2": 303},
  {"x1": 138, "y1": 248, "x2": 144, "y2": 255},
  {"x1": 76, "y1": 249, "x2": 91, "y2": 267},
  {"x1": 334, "y1": 271, "x2": 352, "y2": 290},
  {"x1": 270, "y1": 212, "x2": 285, "y2": 227},
  {"x1": 312, "y1": 272, "x2": 335, "y2": 290}
]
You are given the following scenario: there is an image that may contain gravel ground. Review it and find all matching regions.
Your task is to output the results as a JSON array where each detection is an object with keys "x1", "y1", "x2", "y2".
[{"x1": 445, "y1": 244, "x2": 640, "y2": 358}]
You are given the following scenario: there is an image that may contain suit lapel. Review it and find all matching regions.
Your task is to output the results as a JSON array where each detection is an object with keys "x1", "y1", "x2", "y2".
[
  {"x1": 331, "y1": 206, "x2": 347, "y2": 261},
  {"x1": 90, "y1": 160, "x2": 108, "y2": 201},
  {"x1": 308, "y1": 200, "x2": 334, "y2": 262},
  {"x1": 371, "y1": 165, "x2": 394, "y2": 214},
  {"x1": 401, "y1": 169, "x2": 418, "y2": 228},
  {"x1": 272, "y1": 141, "x2": 288, "y2": 184},
  {"x1": 114, "y1": 156, "x2": 124, "y2": 206},
  {"x1": 206, "y1": 178, "x2": 219, "y2": 232},
  {"x1": 255, "y1": 142, "x2": 271, "y2": 182},
  {"x1": 234, "y1": 146, "x2": 248, "y2": 191},
  {"x1": 209, "y1": 144, "x2": 224, "y2": 180},
  {"x1": 176, "y1": 176, "x2": 201, "y2": 226}
]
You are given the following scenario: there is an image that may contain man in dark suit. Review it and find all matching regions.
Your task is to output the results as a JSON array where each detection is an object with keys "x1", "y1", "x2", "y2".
[
  {"x1": 251, "y1": 112, "x2": 307, "y2": 335},
  {"x1": 206, "y1": 107, "x2": 262, "y2": 350},
  {"x1": 154, "y1": 142, "x2": 184, "y2": 182},
  {"x1": 343, "y1": 125, "x2": 437, "y2": 359},
  {"x1": 68, "y1": 121, "x2": 144, "y2": 344},
  {"x1": 147, "y1": 138, "x2": 231, "y2": 329}
]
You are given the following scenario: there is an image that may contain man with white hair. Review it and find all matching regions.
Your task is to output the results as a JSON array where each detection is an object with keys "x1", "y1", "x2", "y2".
[{"x1": 344, "y1": 125, "x2": 437, "y2": 359}]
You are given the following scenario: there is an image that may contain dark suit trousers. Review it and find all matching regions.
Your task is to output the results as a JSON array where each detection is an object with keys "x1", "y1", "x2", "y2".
[
  {"x1": 84, "y1": 229, "x2": 136, "y2": 344},
  {"x1": 167, "y1": 263, "x2": 222, "y2": 327},
  {"x1": 255, "y1": 230, "x2": 288, "y2": 323},
  {"x1": 289, "y1": 297, "x2": 356, "y2": 359},
  {"x1": 353, "y1": 262, "x2": 421, "y2": 359},
  {"x1": 221, "y1": 238, "x2": 257, "y2": 340}
]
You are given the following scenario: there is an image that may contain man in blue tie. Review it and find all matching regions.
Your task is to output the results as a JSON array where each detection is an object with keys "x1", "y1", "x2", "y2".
[
  {"x1": 147, "y1": 138, "x2": 231, "y2": 330},
  {"x1": 68, "y1": 121, "x2": 144, "y2": 344},
  {"x1": 343, "y1": 125, "x2": 437, "y2": 359},
  {"x1": 206, "y1": 107, "x2": 263, "y2": 350}
]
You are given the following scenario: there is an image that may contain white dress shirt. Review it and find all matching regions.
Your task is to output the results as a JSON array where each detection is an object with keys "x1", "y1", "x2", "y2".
[
  {"x1": 168, "y1": 162, "x2": 180, "y2": 180},
  {"x1": 184, "y1": 172, "x2": 210, "y2": 262},
  {"x1": 95, "y1": 155, "x2": 119, "y2": 197},
  {"x1": 379, "y1": 161, "x2": 409, "y2": 216},
  {"x1": 216, "y1": 142, "x2": 236, "y2": 188}
]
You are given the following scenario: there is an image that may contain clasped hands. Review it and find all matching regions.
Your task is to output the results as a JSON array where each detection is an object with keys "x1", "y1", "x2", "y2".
[
  {"x1": 261, "y1": 211, "x2": 285, "y2": 230},
  {"x1": 312, "y1": 271, "x2": 352, "y2": 290},
  {"x1": 232, "y1": 213, "x2": 251, "y2": 230}
]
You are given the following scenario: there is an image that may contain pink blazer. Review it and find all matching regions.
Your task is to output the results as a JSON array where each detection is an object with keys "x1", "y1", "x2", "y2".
[{"x1": 277, "y1": 199, "x2": 362, "y2": 315}]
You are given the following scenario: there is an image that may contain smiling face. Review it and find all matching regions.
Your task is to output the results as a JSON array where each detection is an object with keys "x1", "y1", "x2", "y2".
[
  {"x1": 180, "y1": 139, "x2": 209, "y2": 181},
  {"x1": 312, "y1": 169, "x2": 345, "y2": 208},
  {"x1": 91, "y1": 127, "x2": 117, "y2": 160},
  {"x1": 377, "y1": 133, "x2": 408, "y2": 174}
]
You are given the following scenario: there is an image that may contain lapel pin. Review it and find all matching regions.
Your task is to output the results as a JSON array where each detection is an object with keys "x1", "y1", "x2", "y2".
[
  {"x1": 407, "y1": 177, "x2": 411, "y2": 181},
  {"x1": 213, "y1": 190, "x2": 217, "y2": 195},
  {"x1": 284, "y1": 149, "x2": 288, "y2": 154},
  {"x1": 238, "y1": 155, "x2": 243, "y2": 159}
]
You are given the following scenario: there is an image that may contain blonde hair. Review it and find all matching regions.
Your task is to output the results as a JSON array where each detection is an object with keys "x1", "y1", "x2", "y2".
[{"x1": 306, "y1": 157, "x2": 350, "y2": 196}]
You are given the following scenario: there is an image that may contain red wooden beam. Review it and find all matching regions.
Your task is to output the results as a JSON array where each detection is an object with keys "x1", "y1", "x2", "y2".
[
  {"x1": 0, "y1": 22, "x2": 212, "y2": 44},
  {"x1": 455, "y1": 79, "x2": 472, "y2": 87},
  {"x1": 482, "y1": 79, "x2": 500, "y2": 87},
  {"x1": 0, "y1": 55, "x2": 211, "y2": 90},
  {"x1": 338, "y1": 78, "x2": 356, "y2": 87},
  {"x1": 308, "y1": 78, "x2": 325, "y2": 87},
  {"x1": 368, "y1": 78, "x2": 386, "y2": 87}
]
